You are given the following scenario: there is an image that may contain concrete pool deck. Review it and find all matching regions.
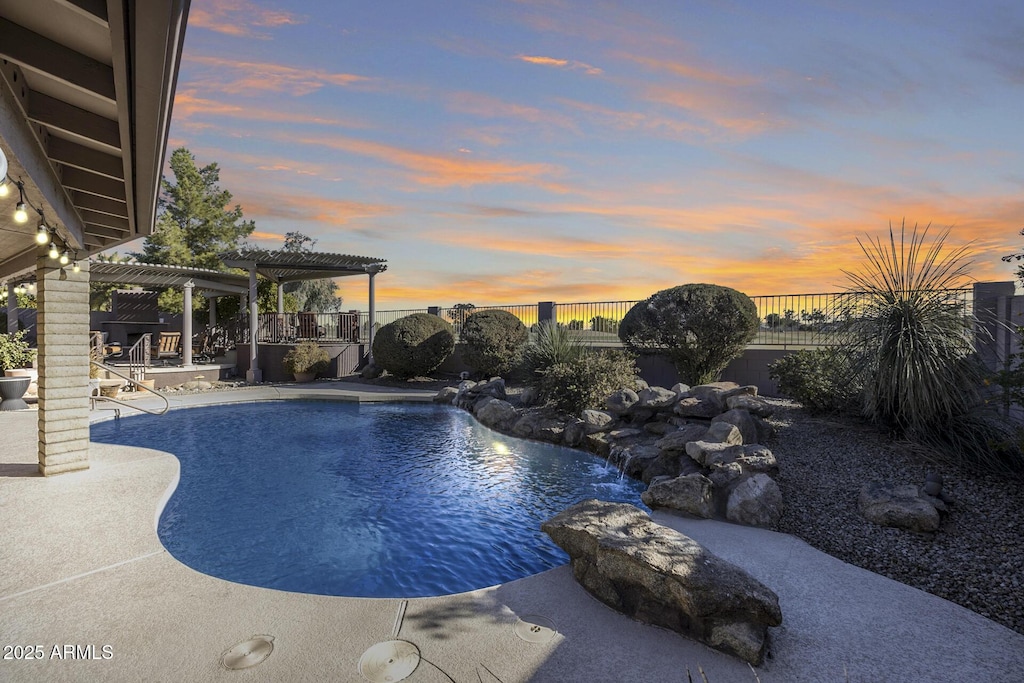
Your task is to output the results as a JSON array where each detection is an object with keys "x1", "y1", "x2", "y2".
[{"x1": 2, "y1": 383, "x2": 1023, "y2": 682}]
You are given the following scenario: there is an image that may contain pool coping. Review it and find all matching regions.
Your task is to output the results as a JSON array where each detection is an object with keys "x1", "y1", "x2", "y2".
[{"x1": 2, "y1": 383, "x2": 1023, "y2": 681}]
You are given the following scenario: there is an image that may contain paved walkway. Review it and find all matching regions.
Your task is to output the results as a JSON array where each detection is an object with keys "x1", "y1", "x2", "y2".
[{"x1": 2, "y1": 383, "x2": 1023, "y2": 682}]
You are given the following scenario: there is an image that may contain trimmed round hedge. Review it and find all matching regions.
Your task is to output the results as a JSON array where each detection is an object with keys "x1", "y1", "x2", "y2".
[
  {"x1": 619, "y1": 283, "x2": 759, "y2": 385},
  {"x1": 372, "y1": 313, "x2": 455, "y2": 378},
  {"x1": 460, "y1": 309, "x2": 528, "y2": 377}
]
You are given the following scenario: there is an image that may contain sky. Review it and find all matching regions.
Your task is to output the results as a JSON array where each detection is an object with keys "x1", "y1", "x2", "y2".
[{"x1": 160, "y1": 0, "x2": 1024, "y2": 309}]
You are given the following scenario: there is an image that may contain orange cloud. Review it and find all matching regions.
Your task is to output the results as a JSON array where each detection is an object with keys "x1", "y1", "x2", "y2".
[
  {"x1": 173, "y1": 90, "x2": 369, "y2": 128},
  {"x1": 184, "y1": 55, "x2": 370, "y2": 95},
  {"x1": 517, "y1": 54, "x2": 603, "y2": 75},
  {"x1": 447, "y1": 92, "x2": 577, "y2": 130},
  {"x1": 272, "y1": 131, "x2": 567, "y2": 190},
  {"x1": 557, "y1": 98, "x2": 706, "y2": 138},
  {"x1": 616, "y1": 53, "x2": 758, "y2": 87},
  {"x1": 188, "y1": 0, "x2": 304, "y2": 38}
]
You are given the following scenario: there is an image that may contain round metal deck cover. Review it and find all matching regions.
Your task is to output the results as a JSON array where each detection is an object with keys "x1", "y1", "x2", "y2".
[
  {"x1": 512, "y1": 615, "x2": 557, "y2": 644},
  {"x1": 358, "y1": 640, "x2": 421, "y2": 682},
  {"x1": 221, "y1": 635, "x2": 274, "y2": 670}
]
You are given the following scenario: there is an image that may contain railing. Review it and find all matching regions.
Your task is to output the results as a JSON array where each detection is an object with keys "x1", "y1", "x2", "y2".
[
  {"x1": 89, "y1": 359, "x2": 170, "y2": 417},
  {"x1": 220, "y1": 286, "x2": 976, "y2": 349}
]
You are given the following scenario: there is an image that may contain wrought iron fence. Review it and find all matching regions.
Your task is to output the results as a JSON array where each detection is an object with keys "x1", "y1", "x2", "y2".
[{"x1": 220, "y1": 287, "x2": 975, "y2": 349}]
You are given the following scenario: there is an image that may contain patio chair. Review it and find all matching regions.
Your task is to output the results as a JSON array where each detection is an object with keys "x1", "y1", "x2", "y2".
[{"x1": 153, "y1": 331, "x2": 182, "y2": 361}]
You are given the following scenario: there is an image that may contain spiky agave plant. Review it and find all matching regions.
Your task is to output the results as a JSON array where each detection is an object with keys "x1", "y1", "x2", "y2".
[{"x1": 843, "y1": 221, "x2": 982, "y2": 436}]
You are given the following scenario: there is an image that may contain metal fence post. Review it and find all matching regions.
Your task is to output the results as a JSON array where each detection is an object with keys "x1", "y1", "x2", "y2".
[{"x1": 538, "y1": 301, "x2": 556, "y2": 326}]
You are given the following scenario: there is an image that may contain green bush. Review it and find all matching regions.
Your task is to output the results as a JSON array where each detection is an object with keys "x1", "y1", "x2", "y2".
[
  {"x1": 282, "y1": 341, "x2": 330, "y2": 375},
  {"x1": 538, "y1": 349, "x2": 639, "y2": 415},
  {"x1": 519, "y1": 321, "x2": 586, "y2": 380},
  {"x1": 460, "y1": 309, "x2": 528, "y2": 377},
  {"x1": 619, "y1": 284, "x2": 759, "y2": 385},
  {"x1": 372, "y1": 313, "x2": 454, "y2": 379},
  {"x1": 768, "y1": 348, "x2": 862, "y2": 415},
  {"x1": 0, "y1": 330, "x2": 35, "y2": 372}
]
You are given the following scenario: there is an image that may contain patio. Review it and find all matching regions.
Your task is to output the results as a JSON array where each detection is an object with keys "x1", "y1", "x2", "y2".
[{"x1": 2, "y1": 385, "x2": 1023, "y2": 682}]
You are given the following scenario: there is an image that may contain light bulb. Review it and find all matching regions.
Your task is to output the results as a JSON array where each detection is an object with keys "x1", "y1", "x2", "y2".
[
  {"x1": 14, "y1": 201, "x2": 28, "y2": 223},
  {"x1": 72, "y1": 261, "x2": 80, "y2": 273},
  {"x1": 36, "y1": 224, "x2": 49, "y2": 244},
  {"x1": 48, "y1": 242, "x2": 59, "y2": 259},
  {"x1": 0, "y1": 180, "x2": 8, "y2": 198},
  {"x1": 59, "y1": 249, "x2": 70, "y2": 265}
]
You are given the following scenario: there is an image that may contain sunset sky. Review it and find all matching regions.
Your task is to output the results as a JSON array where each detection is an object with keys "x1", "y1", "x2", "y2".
[{"x1": 162, "y1": 0, "x2": 1023, "y2": 309}]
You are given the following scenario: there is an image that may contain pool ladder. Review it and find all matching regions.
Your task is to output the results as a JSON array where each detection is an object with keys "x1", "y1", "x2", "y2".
[{"x1": 90, "y1": 360, "x2": 170, "y2": 418}]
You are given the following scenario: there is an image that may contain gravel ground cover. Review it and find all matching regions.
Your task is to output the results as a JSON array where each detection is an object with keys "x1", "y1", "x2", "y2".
[{"x1": 765, "y1": 397, "x2": 1024, "y2": 636}]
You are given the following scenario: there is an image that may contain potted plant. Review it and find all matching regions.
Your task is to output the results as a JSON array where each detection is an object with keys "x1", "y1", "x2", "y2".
[
  {"x1": 0, "y1": 331, "x2": 36, "y2": 407},
  {"x1": 282, "y1": 341, "x2": 329, "y2": 382}
]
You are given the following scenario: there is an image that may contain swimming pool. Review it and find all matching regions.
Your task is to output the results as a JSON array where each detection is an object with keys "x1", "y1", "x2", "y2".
[{"x1": 90, "y1": 400, "x2": 646, "y2": 597}]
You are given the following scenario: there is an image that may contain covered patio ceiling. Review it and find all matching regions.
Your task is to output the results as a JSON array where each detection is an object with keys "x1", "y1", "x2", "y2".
[
  {"x1": 219, "y1": 249, "x2": 387, "y2": 284},
  {"x1": 0, "y1": 0, "x2": 189, "y2": 282}
]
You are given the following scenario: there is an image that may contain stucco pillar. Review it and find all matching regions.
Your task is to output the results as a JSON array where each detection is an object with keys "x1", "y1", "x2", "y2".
[
  {"x1": 209, "y1": 296, "x2": 217, "y2": 327},
  {"x1": 6, "y1": 282, "x2": 16, "y2": 334},
  {"x1": 277, "y1": 282, "x2": 284, "y2": 313},
  {"x1": 367, "y1": 268, "x2": 378, "y2": 365},
  {"x1": 182, "y1": 280, "x2": 193, "y2": 367},
  {"x1": 36, "y1": 257, "x2": 90, "y2": 475},
  {"x1": 246, "y1": 267, "x2": 261, "y2": 383}
]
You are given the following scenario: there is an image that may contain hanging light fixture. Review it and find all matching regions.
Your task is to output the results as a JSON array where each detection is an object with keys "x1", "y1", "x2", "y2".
[
  {"x1": 72, "y1": 260, "x2": 81, "y2": 273},
  {"x1": 48, "y1": 241, "x2": 59, "y2": 260},
  {"x1": 36, "y1": 221, "x2": 49, "y2": 245},
  {"x1": 59, "y1": 248, "x2": 70, "y2": 265},
  {"x1": 14, "y1": 180, "x2": 28, "y2": 223}
]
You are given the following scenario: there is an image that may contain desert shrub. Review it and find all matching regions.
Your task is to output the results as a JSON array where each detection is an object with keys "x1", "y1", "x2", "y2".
[
  {"x1": 768, "y1": 348, "x2": 862, "y2": 415},
  {"x1": 282, "y1": 341, "x2": 330, "y2": 375},
  {"x1": 519, "y1": 321, "x2": 586, "y2": 380},
  {"x1": 372, "y1": 313, "x2": 454, "y2": 379},
  {"x1": 459, "y1": 309, "x2": 528, "y2": 377},
  {"x1": 844, "y1": 222, "x2": 1021, "y2": 476},
  {"x1": 619, "y1": 283, "x2": 759, "y2": 385},
  {"x1": 537, "y1": 349, "x2": 639, "y2": 415}
]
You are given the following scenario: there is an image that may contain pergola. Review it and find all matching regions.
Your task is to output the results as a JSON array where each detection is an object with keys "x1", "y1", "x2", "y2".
[
  {"x1": 88, "y1": 261, "x2": 249, "y2": 366},
  {"x1": 0, "y1": 1, "x2": 189, "y2": 475},
  {"x1": 219, "y1": 249, "x2": 387, "y2": 383}
]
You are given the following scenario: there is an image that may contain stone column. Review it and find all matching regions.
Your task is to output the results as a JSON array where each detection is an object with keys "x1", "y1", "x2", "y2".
[
  {"x1": 209, "y1": 296, "x2": 217, "y2": 327},
  {"x1": 36, "y1": 257, "x2": 90, "y2": 476},
  {"x1": 6, "y1": 282, "x2": 17, "y2": 334},
  {"x1": 182, "y1": 280, "x2": 193, "y2": 367}
]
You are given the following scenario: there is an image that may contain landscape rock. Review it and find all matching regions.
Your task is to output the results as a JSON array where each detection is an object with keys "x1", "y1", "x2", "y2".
[
  {"x1": 542, "y1": 500, "x2": 782, "y2": 665},
  {"x1": 474, "y1": 397, "x2": 518, "y2": 431},
  {"x1": 433, "y1": 386, "x2": 458, "y2": 403},
  {"x1": 736, "y1": 445, "x2": 778, "y2": 474},
  {"x1": 727, "y1": 474, "x2": 784, "y2": 528},
  {"x1": 641, "y1": 473, "x2": 715, "y2": 518},
  {"x1": 674, "y1": 396, "x2": 719, "y2": 419},
  {"x1": 670, "y1": 382, "x2": 690, "y2": 396},
  {"x1": 637, "y1": 386, "x2": 678, "y2": 409},
  {"x1": 704, "y1": 421, "x2": 744, "y2": 445},
  {"x1": 858, "y1": 483, "x2": 941, "y2": 533},
  {"x1": 512, "y1": 412, "x2": 566, "y2": 443},
  {"x1": 518, "y1": 386, "x2": 540, "y2": 407},
  {"x1": 475, "y1": 377, "x2": 507, "y2": 400},
  {"x1": 712, "y1": 410, "x2": 757, "y2": 444},
  {"x1": 709, "y1": 462, "x2": 745, "y2": 489},
  {"x1": 686, "y1": 440, "x2": 743, "y2": 467},
  {"x1": 563, "y1": 419, "x2": 587, "y2": 447},
  {"x1": 654, "y1": 424, "x2": 709, "y2": 453},
  {"x1": 581, "y1": 409, "x2": 616, "y2": 434},
  {"x1": 726, "y1": 394, "x2": 774, "y2": 418},
  {"x1": 689, "y1": 382, "x2": 741, "y2": 413},
  {"x1": 643, "y1": 421, "x2": 675, "y2": 436},
  {"x1": 606, "y1": 388, "x2": 640, "y2": 416}
]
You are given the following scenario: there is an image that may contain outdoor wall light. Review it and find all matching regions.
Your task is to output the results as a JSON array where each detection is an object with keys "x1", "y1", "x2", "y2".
[{"x1": 48, "y1": 241, "x2": 59, "y2": 260}]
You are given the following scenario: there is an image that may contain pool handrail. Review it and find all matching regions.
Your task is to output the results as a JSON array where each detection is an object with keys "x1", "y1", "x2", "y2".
[{"x1": 90, "y1": 360, "x2": 170, "y2": 417}]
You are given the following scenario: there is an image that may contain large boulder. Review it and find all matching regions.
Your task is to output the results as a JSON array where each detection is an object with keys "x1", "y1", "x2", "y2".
[
  {"x1": 433, "y1": 386, "x2": 458, "y2": 404},
  {"x1": 712, "y1": 409, "x2": 758, "y2": 445},
  {"x1": 641, "y1": 473, "x2": 714, "y2": 518},
  {"x1": 858, "y1": 483, "x2": 941, "y2": 533},
  {"x1": 474, "y1": 397, "x2": 518, "y2": 431},
  {"x1": 636, "y1": 386, "x2": 678, "y2": 410},
  {"x1": 704, "y1": 421, "x2": 744, "y2": 445},
  {"x1": 726, "y1": 474, "x2": 784, "y2": 529},
  {"x1": 674, "y1": 396, "x2": 719, "y2": 419},
  {"x1": 581, "y1": 409, "x2": 616, "y2": 434},
  {"x1": 606, "y1": 388, "x2": 640, "y2": 416},
  {"x1": 686, "y1": 440, "x2": 743, "y2": 467},
  {"x1": 542, "y1": 500, "x2": 782, "y2": 665},
  {"x1": 563, "y1": 418, "x2": 587, "y2": 447},
  {"x1": 512, "y1": 412, "x2": 566, "y2": 443},
  {"x1": 688, "y1": 382, "x2": 741, "y2": 413},
  {"x1": 654, "y1": 424, "x2": 708, "y2": 453},
  {"x1": 726, "y1": 394, "x2": 773, "y2": 418}
]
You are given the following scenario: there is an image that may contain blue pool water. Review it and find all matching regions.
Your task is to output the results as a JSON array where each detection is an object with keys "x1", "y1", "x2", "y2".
[{"x1": 90, "y1": 401, "x2": 647, "y2": 597}]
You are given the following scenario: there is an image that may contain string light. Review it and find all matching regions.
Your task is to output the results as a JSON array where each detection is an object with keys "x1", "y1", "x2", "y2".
[
  {"x1": 35, "y1": 222, "x2": 49, "y2": 244},
  {"x1": 72, "y1": 260, "x2": 80, "y2": 273},
  {"x1": 47, "y1": 241, "x2": 59, "y2": 260},
  {"x1": 0, "y1": 177, "x2": 8, "y2": 197},
  {"x1": 59, "y1": 248, "x2": 70, "y2": 266}
]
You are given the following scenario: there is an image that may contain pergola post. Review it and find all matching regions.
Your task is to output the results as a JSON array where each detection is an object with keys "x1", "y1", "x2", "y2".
[
  {"x1": 182, "y1": 280, "x2": 193, "y2": 367},
  {"x1": 277, "y1": 282, "x2": 284, "y2": 313},
  {"x1": 6, "y1": 282, "x2": 16, "y2": 334},
  {"x1": 367, "y1": 266, "x2": 380, "y2": 365},
  {"x1": 246, "y1": 267, "x2": 261, "y2": 383},
  {"x1": 209, "y1": 296, "x2": 217, "y2": 326}
]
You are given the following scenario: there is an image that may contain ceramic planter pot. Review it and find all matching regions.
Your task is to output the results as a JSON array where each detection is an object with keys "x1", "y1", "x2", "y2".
[{"x1": 293, "y1": 372, "x2": 317, "y2": 383}]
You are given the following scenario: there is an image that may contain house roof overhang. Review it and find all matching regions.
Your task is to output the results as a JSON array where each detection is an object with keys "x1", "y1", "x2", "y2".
[{"x1": 0, "y1": 0, "x2": 190, "y2": 282}]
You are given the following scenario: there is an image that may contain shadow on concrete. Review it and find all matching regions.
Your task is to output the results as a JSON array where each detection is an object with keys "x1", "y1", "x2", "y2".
[{"x1": 0, "y1": 462, "x2": 40, "y2": 477}]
